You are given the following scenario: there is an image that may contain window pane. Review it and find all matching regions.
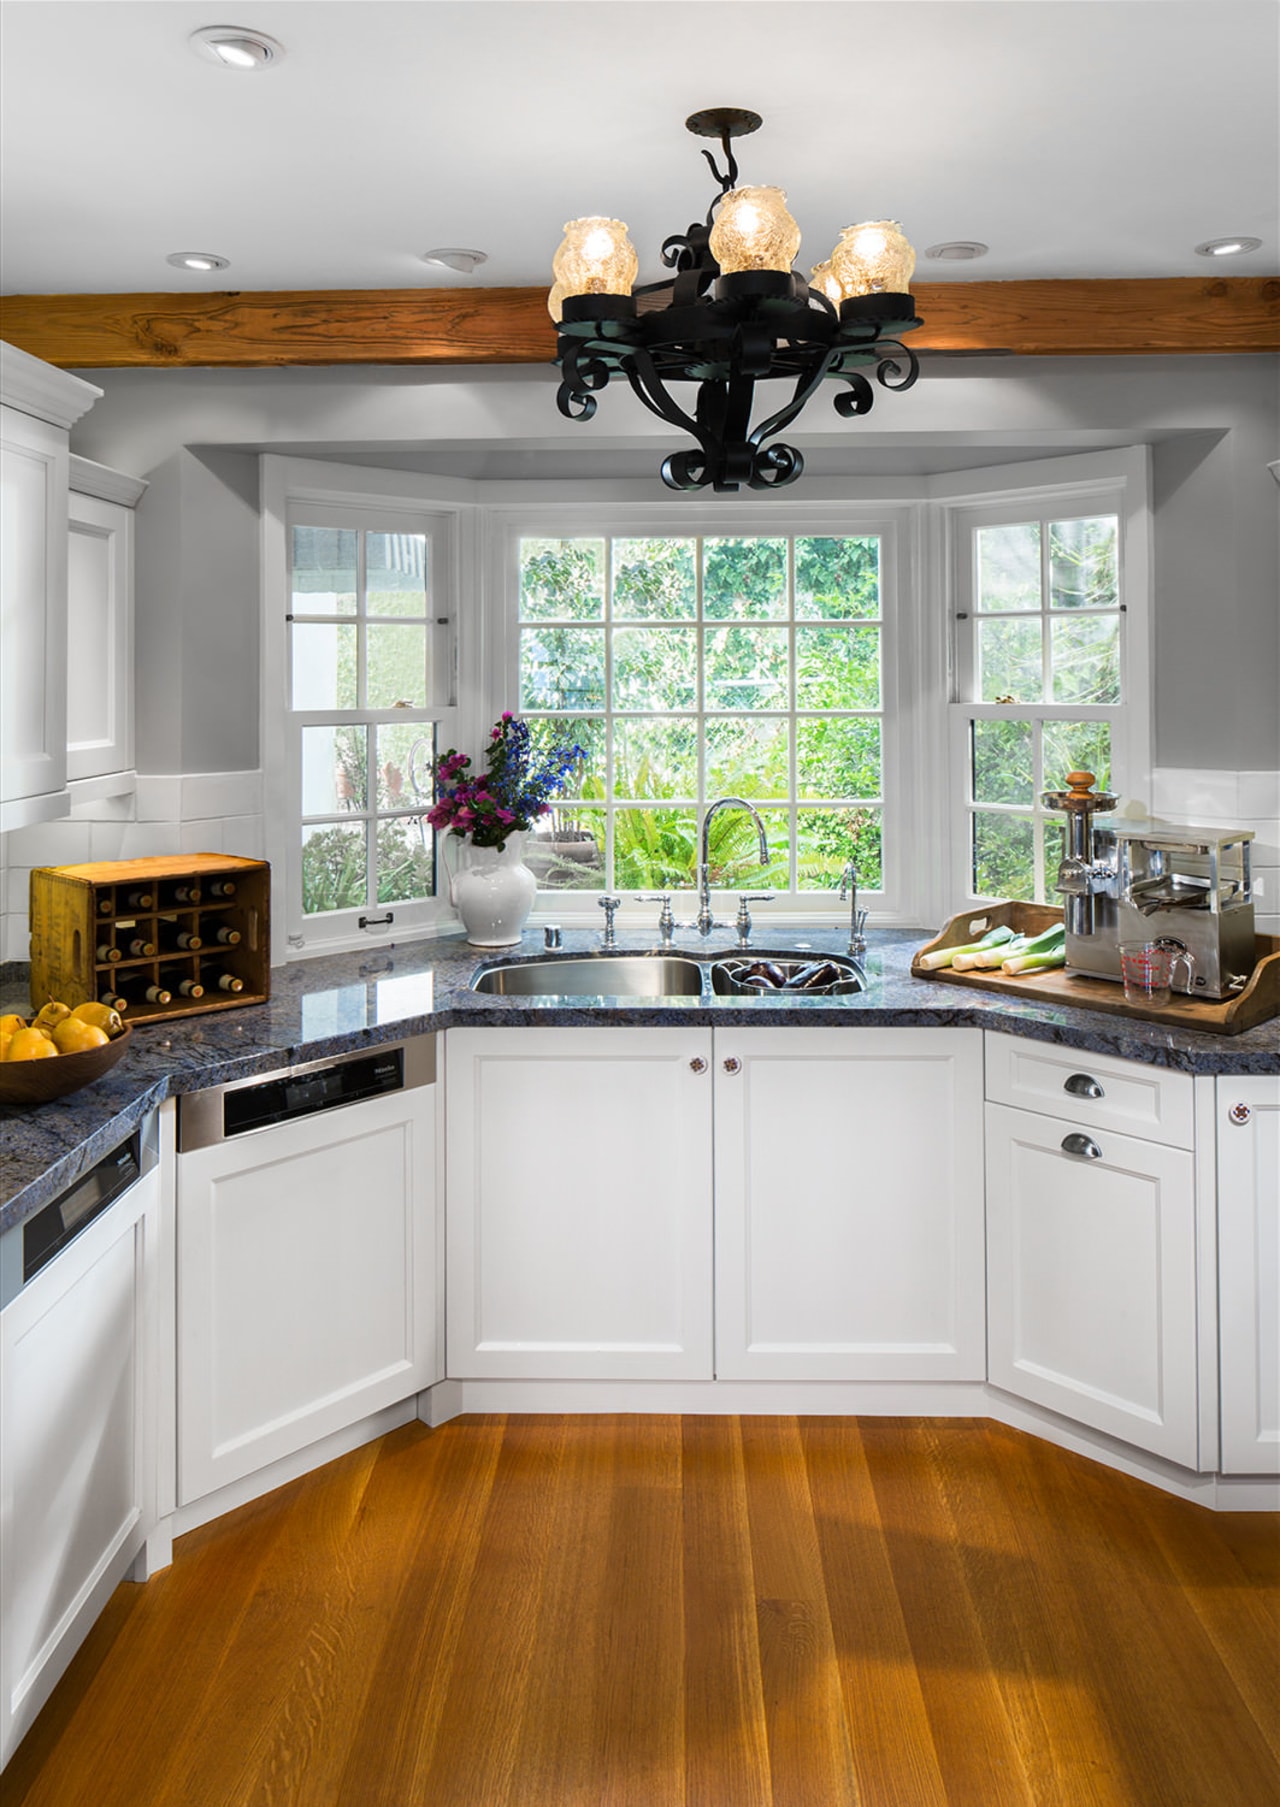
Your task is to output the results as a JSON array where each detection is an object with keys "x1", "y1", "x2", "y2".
[
  {"x1": 375, "y1": 816, "x2": 434, "y2": 903},
  {"x1": 527, "y1": 808, "x2": 606, "y2": 890},
  {"x1": 978, "y1": 618, "x2": 1043, "y2": 703},
  {"x1": 614, "y1": 718, "x2": 698, "y2": 799},
  {"x1": 1051, "y1": 615, "x2": 1120, "y2": 703},
  {"x1": 366, "y1": 532, "x2": 428, "y2": 618},
  {"x1": 612, "y1": 539, "x2": 696, "y2": 619},
  {"x1": 614, "y1": 808, "x2": 698, "y2": 889},
  {"x1": 797, "y1": 717, "x2": 880, "y2": 799},
  {"x1": 528, "y1": 715, "x2": 606, "y2": 792},
  {"x1": 706, "y1": 625, "x2": 790, "y2": 711},
  {"x1": 366, "y1": 623, "x2": 428, "y2": 708},
  {"x1": 796, "y1": 808, "x2": 882, "y2": 891},
  {"x1": 795, "y1": 536, "x2": 880, "y2": 619},
  {"x1": 613, "y1": 627, "x2": 698, "y2": 711},
  {"x1": 703, "y1": 538, "x2": 787, "y2": 619},
  {"x1": 1042, "y1": 820, "x2": 1066, "y2": 906},
  {"x1": 302, "y1": 724, "x2": 367, "y2": 815},
  {"x1": 301, "y1": 821, "x2": 367, "y2": 915},
  {"x1": 291, "y1": 526, "x2": 357, "y2": 616},
  {"x1": 976, "y1": 522, "x2": 1040, "y2": 613},
  {"x1": 706, "y1": 717, "x2": 790, "y2": 800},
  {"x1": 519, "y1": 538, "x2": 605, "y2": 621},
  {"x1": 520, "y1": 626, "x2": 606, "y2": 711},
  {"x1": 972, "y1": 811, "x2": 1035, "y2": 900},
  {"x1": 795, "y1": 625, "x2": 879, "y2": 709},
  {"x1": 375, "y1": 722, "x2": 433, "y2": 811},
  {"x1": 1042, "y1": 719, "x2": 1112, "y2": 793},
  {"x1": 291, "y1": 622, "x2": 357, "y2": 709},
  {"x1": 1050, "y1": 516, "x2": 1118, "y2": 610},
  {"x1": 971, "y1": 719, "x2": 1033, "y2": 805}
]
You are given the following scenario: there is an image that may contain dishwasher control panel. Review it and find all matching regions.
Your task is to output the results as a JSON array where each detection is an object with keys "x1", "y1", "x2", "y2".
[{"x1": 177, "y1": 1036, "x2": 435, "y2": 1152}]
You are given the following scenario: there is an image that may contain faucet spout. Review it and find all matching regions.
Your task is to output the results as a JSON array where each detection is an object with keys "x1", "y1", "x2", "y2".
[{"x1": 696, "y1": 797, "x2": 770, "y2": 937}]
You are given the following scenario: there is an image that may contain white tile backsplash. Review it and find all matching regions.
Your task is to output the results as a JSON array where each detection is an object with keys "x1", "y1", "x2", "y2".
[
  {"x1": 1239, "y1": 770, "x2": 1280, "y2": 820},
  {"x1": 4, "y1": 818, "x2": 94, "y2": 867},
  {"x1": 134, "y1": 775, "x2": 183, "y2": 822},
  {"x1": 181, "y1": 771, "x2": 262, "y2": 820}
]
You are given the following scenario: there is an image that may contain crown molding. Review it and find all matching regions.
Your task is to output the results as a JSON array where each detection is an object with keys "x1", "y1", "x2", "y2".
[
  {"x1": 69, "y1": 454, "x2": 148, "y2": 506},
  {"x1": 0, "y1": 339, "x2": 102, "y2": 425},
  {"x1": 0, "y1": 278, "x2": 1275, "y2": 371}
]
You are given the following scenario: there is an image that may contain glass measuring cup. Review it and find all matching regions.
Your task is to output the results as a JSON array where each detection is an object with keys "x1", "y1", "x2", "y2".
[{"x1": 1119, "y1": 940, "x2": 1196, "y2": 1007}]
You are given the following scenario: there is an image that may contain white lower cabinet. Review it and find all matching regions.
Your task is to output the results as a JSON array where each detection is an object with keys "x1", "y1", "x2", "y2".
[
  {"x1": 446, "y1": 1024, "x2": 985, "y2": 1384},
  {"x1": 1217, "y1": 1076, "x2": 1280, "y2": 1475},
  {"x1": 986, "y1": 1099, "x2": 1200, "y2": 1466},
  {"x1": 446, "y1": 1026, "x2": 715, "y2": 1380},
  {"x1": 714, "y1": 1027, "x2": 986, "y2": 1379},
  {"x1": 0, "y1": 1148, "x2": 161, "y2": 1768},
  {"x1": 177, "y1": 1077, "x2": 438, "y2": 1505}
]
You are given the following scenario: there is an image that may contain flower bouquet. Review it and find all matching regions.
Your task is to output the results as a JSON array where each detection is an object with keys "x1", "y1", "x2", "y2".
[{"x1": 428, "y1": 713, "x2": 583, "y2": 851}]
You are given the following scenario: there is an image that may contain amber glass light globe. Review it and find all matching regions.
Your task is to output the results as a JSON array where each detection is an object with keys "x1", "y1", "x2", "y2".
[
  {"x1": 828, "y1": 219, "x2": 916, "y2": 297},
  {"x1": 808, "y1": 259, "x2": 844, "y2": 307},
  {"x1": 709, "y1": 185, "x2": 801, "y2": 275},
  {"x1": 552, "y1": 217, "x2": 638, "y2": 297},
  {"x1": 547, "y1": 279, "x2": 567, "y2": 323}
]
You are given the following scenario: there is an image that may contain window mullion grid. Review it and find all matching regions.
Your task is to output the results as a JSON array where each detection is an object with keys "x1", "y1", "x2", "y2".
[
  {"x1": 695, "y1": 538, "x2": 707, "y2": 882},
  {"x1": 604, "y1": 539, "x2": 615, "y2": 890},
  {"x1": 1039, "y1": 514, "x2": 1053, "y2": 706},
  {"x1": 786, "y1": 538, "x2": 797, "y2": 893}
]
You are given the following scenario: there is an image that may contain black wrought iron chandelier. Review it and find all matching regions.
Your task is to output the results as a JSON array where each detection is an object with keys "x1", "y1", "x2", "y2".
[{"x1": 550, "y1": 108, "x2": 923, "y2": 494}]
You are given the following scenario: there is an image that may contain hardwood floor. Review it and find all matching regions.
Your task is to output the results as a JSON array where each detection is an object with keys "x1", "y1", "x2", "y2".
[{"x1": 5, "y1": 1415, "x2": 1278, "y2": 1807}]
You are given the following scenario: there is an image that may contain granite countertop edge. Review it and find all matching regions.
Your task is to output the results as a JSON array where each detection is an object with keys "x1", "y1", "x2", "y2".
[{"x1": 3, "y1": 927, "x2": 1277, "y2": 1234}]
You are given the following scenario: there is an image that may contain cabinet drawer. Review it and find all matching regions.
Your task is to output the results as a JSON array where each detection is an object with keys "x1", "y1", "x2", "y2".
[{"x1": 984, "y1": 1031, "x2": 1194, "y2": 1150}]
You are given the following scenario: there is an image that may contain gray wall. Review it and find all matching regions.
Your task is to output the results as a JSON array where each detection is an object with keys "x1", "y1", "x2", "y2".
[{"x1": 71, "y1": 354, "x2": 1279, "y2": 776}]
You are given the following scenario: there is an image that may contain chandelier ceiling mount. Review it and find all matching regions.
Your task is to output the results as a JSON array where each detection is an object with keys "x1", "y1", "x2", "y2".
[{"x1": 550, "y1": 110, "x2": 923, "y2": 494}]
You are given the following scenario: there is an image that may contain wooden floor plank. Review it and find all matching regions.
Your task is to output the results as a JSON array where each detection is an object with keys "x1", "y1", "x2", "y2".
[
  {"x1": 682, "y1": 1416, "x2": 772, "y2": 1807},
  {"x1": 739, "y1": 1416, "x2": 861, "y2": 1807},
  {"x1": 4, "y1": 1415, "x2": 1276, "y2": 1807}
]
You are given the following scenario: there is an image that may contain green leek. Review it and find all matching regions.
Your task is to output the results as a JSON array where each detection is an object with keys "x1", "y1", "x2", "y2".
[
  {"x1": 918, "y1": 924, "x2": 1016, "y2": 972},
  {"x1": 1002, "y1": 946, "x2": 1067, "y2": 976}
]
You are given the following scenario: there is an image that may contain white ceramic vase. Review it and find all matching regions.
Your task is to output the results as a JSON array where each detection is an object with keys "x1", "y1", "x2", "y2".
[{"x1": 449, "y1": 832, "x2": 538, "y2": 946}]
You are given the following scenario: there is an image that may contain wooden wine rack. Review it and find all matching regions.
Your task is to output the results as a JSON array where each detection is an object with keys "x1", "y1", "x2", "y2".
[{"x1": 28, "y1": 855, "x2": 270, "y2": 1024}]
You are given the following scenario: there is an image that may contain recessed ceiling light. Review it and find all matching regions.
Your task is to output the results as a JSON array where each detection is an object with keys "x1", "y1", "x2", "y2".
[
  {"x1": 166, "y1": 251, "x2": 230, "y2": 272},
  {"x1": 1194, "y1": 236, "x2": 1262, "y2": 258},
  {"x1": 924, "y1": 241, "x2": 989, "y2": 262},
  {"x1": 420, "y1": 247, "x2": 489, "y2": 274},
  {"x1": 189, "y1": 26, "x2": 284, "y2": 70}
]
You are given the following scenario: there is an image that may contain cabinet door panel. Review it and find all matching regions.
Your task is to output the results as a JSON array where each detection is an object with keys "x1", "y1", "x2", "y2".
[
  {"x1": 715, "y1": 1028, "x2": 985, "y2": 1380},
  {"x1": 67, "y1": 490, "x2": 133, "y2": 782},
  {"x1": 0, "y1": 1165, "x2": 159, "y2": 1767},
  {"x1": 1218, "y1": 1077, "x2": 1280, "y2": 1474},
  {"x1": 177, "y1": 1084, "x2": 436, "y2": 1504},
  {"x1": 986, "y1": 1101, "x2": 1198, "y2": 1465},
  {"x1": 0, "y1": 407, "x2": 68, "y2": 828},
  {"x1": 446, "y1": 1027, "x2": 713, "y2": 1379}
]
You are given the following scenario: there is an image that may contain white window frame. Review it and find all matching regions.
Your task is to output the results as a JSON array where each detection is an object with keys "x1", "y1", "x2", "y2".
[
  {"x1": 261, "y1": 456, "x2": 479, "y2": 962},
  {"x1": 933, "y1": 447, "x2": 1153, "y2": 918},
  {"x1": 488, "y1": 499, "x2": 928, "y2": 927}
]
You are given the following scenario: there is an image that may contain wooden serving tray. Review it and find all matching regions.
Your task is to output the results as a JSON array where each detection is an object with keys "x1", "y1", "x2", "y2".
[{"x1": 912, "y1": 901, "x2": 1280, "y2": 1036}]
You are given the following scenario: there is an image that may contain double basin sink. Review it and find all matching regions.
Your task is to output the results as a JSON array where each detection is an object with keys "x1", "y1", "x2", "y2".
[{"x1": 471, "y1": 950, "x2": 865, "y2": 1001}]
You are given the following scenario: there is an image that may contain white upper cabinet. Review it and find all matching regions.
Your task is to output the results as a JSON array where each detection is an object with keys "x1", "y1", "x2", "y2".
[
  {"x1": 67, "y1": 458, "x2": 146, "y2": 789},
  {"x1": 0, "y1": 344, "x2": 100, "y2": 831}
]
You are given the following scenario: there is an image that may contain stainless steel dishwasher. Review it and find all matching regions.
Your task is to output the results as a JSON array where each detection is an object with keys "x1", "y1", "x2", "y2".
[{"x1": 174, "y1": 1038, "x2": 439, "y2": 1508}]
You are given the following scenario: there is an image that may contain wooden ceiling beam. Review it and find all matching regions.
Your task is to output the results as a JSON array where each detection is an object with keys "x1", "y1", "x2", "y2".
[{"x1": 1, "y1": 277, "x2": 1276, "y2": 370}]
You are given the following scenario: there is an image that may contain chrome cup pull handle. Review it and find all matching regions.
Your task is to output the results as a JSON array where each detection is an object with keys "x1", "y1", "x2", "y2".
[
  {"x1": 1064, "y1": 1073, "x2": 1104, "y2": 1099},
  {"x1": 1062, "y1": 1133, "x2": 1103, "y2": 1160}
]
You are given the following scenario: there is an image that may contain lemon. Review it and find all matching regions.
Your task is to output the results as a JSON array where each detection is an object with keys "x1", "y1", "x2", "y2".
[
  {"x1": 53, "y1": 1018, "x2": 109, "y2": 1054},
  {"x1": 6, "y1": 1027, "x2": 58, "y2": 1061},
  {"x1": 69, "y1": 1001, "x2": 124, "y2": 1037}
]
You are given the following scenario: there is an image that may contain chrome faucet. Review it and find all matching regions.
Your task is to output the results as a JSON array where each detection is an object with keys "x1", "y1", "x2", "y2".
[
  {"x1": 598, "y1": 894, "x2": 621, "y2": 948},
  {"x1": 693, "y1": 798, "x2": 770, "y2": 937},
  {"x1": 839, "y1": 858, "x2": 868, "y2": 957}
]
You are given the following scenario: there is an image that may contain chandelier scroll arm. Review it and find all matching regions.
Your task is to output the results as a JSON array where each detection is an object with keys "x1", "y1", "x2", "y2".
[
  {"x1": 746, "y1": 345, "x2": 844, "y2": 454},
  {"x1": 872, "y1": 338, "x2": 922, "y2": 392}
]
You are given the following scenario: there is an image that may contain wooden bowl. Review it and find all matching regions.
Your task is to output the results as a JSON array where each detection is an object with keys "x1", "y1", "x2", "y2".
[{"x1": 0, "y1": 1023, "x2": 133, "y2": 1106}]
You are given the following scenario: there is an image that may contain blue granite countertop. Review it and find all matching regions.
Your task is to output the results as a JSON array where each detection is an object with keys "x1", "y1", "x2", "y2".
[{"x1": 3, "y1": 926, "x2": 1277, "y2": 1233}]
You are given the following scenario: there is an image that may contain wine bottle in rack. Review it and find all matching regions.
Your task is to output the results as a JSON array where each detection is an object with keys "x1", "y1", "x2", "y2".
[
  {"x1": 211, "y1": 924, "x2": 241, "y2": 945},
  {"x1": 174, "y1": 928, "x2": 203, "y2": 950},
  {"x1": 123, "y1": 889, "x2": 155, "y2": 911},
  {"x1": 176, "y1": 977, "x2": 205, "y2": 999},
  {"x1": 207, "y1": 879, "x2": 237, "y2": 898},
  {"x1": 171, "y1": 883, "x2": 202, "y2": 905},
  {"x1": 144, "y1": 983, "x2": 173, "y2": 1005},
  {"x1": 126, "y1": 935, "x2": 157, "y2": 958},
  {"x1": 97, "y1": 942, "x2": 122, "y2": 963},
  {"x1": 98, "y1": 895, "x2": 114, "y2": 916},
  {"x1": 213, "y1": 972, "x2": 245, "y2": 993},
  {"x1": 100, "y1": 988, "x2": 129, "y2": 1012}
]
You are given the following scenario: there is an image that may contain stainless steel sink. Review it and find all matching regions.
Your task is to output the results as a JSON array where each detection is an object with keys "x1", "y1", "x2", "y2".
[
  {"x1": 709, "y1": 952, "x2": 865, "y2": 996},
  {"x1": 471, "y1": 954, "x2": 705, "y2": 998}
]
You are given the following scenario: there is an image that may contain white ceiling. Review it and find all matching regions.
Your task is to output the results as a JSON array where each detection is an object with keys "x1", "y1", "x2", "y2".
[{"x1": 2, "y1": 0, "x2": 1277, "y2": 297}]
